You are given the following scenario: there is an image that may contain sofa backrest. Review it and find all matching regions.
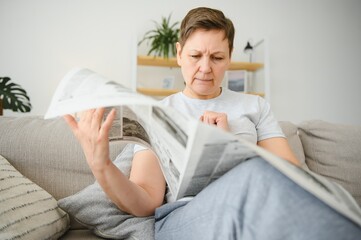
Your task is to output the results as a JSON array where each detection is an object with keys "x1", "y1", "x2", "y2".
[
  {"x1": 0, "y1": 117, "x2": 307, "y2": 199},
  {"x1": 2, "y1": 117, "x2": 358, "y2": 207},
  {"x1": 298, "y1": 120, "x2": 361, "y2": 206},
  {"x1": 0, "y1": 116, "x2": 126, "y2": 200}
]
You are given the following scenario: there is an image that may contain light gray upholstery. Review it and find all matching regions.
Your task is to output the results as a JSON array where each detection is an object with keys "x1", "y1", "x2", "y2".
[
  {"x1": 1, "y1": 116, "x2": 360, "y2": 238},
  {"x1": 58, "y1": 144, "x2": 155, "y2": 240},
  {"x1": 299, "y1": 120, "x2": 361, "y2": 206},
  {"x1": 0, "y1": 116, "x2": 125, "y2": 239},
  {"x1": 279, "y1": 121, "x2": 306, "y2": 167},
  {"x1": 0, "y1": 116, "x2": 125, "y2": 200}
]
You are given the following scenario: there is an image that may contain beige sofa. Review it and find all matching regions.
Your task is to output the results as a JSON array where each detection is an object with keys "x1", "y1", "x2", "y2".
[{"x1": 0, "y1": 116, "x2": 360, "y2": 239}]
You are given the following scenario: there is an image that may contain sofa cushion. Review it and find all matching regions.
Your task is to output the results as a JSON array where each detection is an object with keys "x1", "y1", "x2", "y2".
[
  {"x1": 0, "y1": 154, "x2": 70, "y2": 239},
  {"x1": 298, "y1": 120, "x2": 361, "y2": 206},
  {"x1": 58, "y1": 144, "x2": 154, "y2": 239}
]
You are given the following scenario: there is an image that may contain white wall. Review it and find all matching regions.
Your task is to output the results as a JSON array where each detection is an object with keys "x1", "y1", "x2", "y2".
[{"x1": 1, "y1": 0, "x2": 360, "y2": 124}]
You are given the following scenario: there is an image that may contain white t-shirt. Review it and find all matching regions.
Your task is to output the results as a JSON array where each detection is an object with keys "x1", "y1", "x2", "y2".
[
  {"x1": 133, "y1": 88, "x2": 284, "y2": 202},
  {"x1": 161, "y1": 88, "x2": 284, "y2": 143},
  {"x1": 134, "y1": 88, "x2": 284, "y2": 152}
]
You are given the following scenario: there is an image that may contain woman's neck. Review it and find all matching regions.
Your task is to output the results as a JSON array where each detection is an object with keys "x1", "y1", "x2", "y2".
[{"x1": 182, "y1": 87, "x2": 222, "y2": 100}]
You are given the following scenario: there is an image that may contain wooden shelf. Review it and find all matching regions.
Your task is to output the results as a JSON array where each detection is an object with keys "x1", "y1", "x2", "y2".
[
  {"x1": 137, "y1": 87, "x2": 180, "y2": 96},
  {"x1": 137, "y1": 87, "x2": 264, "y2": 97},
  {"x1": 137, "y1": 55, "x2": 263, "y2": 72},
  {"x1": 246, "y1": 92, "x2": 265, "y2": 97},
  {"x1": 228, "y1": 61, "x2": 263, "y2": 71},
  {"x1": 137, "y1": 56, "x2": 178, "y2": 68}
]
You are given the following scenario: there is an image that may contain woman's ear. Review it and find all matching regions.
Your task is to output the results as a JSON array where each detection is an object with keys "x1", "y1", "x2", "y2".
[
  {"x1": 176, "y1": 42, "x2": 182, "y2": 66},
  {"x1": 226, "y1": 47, "x2": 233, "y2": 68}
]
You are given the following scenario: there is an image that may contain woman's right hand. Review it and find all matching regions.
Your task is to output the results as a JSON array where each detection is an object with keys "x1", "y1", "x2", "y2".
[
  {"x1": 64, "y1": 108, "x2": 165, "y2": 216},
  {"x1": 63, "y1": 108, "x2": 116, "y2": 172},
  {"x1": 200, "y1": 110, "x2": 230, "y2": 132}
]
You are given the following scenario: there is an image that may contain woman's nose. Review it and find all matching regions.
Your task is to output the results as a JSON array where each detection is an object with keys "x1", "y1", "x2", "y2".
[{"x1": 199, "y1": 58, "x2": 211, "y2": 73}]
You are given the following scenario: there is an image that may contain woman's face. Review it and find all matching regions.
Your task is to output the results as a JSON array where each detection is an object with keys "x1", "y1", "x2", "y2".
[{"x1": 176, "y1": 29, "x2": 231, "y2": 99}]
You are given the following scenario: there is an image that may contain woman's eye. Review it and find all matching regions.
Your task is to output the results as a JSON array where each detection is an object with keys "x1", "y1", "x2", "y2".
[{"x1": 212, "y1": 56, "x2": 224, "y2": 61}]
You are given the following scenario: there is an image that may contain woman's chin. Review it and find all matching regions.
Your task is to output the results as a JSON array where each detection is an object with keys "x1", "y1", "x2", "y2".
[{"x1": 191, "y1": 87, "x2": 221, "y2": 99}]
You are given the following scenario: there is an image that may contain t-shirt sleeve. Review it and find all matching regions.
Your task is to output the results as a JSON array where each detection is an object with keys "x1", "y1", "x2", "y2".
[
  {"x1": 133, "y1": 144, "x2": 149, "y2": 154},
  {"x1": 255, "y1": 97, "x2": 285, "y2": 141}
]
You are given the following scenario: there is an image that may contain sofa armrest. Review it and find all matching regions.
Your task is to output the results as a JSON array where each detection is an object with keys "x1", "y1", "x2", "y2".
[{"x1": 279, "y1": 121, "x2": 306, "y2": 167}]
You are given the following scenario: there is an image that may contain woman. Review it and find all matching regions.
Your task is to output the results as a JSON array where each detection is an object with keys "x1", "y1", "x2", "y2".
[{"x1": 64, "y1": 7, "x2": 360, "y2": 240}]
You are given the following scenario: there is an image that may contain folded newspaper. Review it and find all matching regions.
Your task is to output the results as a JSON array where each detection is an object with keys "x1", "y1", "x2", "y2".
[{"x1": 45, "y1": 68, "x2": 361, "y2": 227}]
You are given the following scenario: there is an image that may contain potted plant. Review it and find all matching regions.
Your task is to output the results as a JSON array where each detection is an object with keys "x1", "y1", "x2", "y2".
[
  {"x1": 138, "y1": 14, "x2": 180, "y2": 59},
  {"x1": 0, "y1": 77, "x2": 32, "y2": 115}
]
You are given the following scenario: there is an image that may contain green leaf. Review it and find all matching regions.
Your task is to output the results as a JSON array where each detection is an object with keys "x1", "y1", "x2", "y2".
[
  {"x1": 138, "y1": 13, "x2": 179, "y2": 58},
  {"x1": 0, "y1": 77, "x2": 32, "y2": 113}
]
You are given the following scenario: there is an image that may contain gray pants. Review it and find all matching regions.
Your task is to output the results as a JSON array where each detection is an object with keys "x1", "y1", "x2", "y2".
[{"x1": 155, "y1": 157, "x2": 361, "y2": 240}]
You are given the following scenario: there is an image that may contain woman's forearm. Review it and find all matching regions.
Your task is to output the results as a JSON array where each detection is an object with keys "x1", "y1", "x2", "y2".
[{"x1": 91, "y1": 159, "x2": 162, "y2": 217}]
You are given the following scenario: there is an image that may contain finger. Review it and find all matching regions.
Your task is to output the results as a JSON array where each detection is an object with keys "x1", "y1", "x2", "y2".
[
  {"x1": 204, "y1": 115, "x2": 209, "y2": 124},
  {"x1": 215, "y1": 113, "x2": 227, "y2": 124},
  {"x1": 201, "y1": 114, "x2": 208, "y2": 124},
  {"x1": 95, "y1": 108, "x2": 106, "y2": 125},
  {"x1": 101, "y1": 108, "x2": 116, "y2": 135},
  {"x1": 63, "y1": 114, "x2": 78, "y2": 132},
  {"x1": 77, "y1": 110, "x2": 87, "y2": 121},
  {"x1": 202, "y1": 111, "x2": 212, "y2": 124},
  {"x1": 82, "y1": 109, "x2": 96, "y2": 123},
  {"x1": 205, "y1": 115, "x2": 213, "y2": 125},
  {"x1": 91, "y1": 108, "x2": 105, "y2": 131}
]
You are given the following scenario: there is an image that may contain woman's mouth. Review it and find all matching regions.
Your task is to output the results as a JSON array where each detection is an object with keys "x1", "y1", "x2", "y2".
[{"x1": 195, "y1": 78, "x2": 212, "y2": 82}]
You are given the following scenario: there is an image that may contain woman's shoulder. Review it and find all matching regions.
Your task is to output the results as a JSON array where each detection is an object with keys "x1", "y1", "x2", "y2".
[
  {"x1": 160, "y1": 92, "x2": 183, "y2": 106},
  {"x1": 222, "y1": 88, "x2": 263, "y2": 103}
]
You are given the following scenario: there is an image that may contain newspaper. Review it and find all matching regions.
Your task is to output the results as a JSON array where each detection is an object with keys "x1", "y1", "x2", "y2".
[{"x1": 45, "y1": 68, "x2": 361, "y2": 227}]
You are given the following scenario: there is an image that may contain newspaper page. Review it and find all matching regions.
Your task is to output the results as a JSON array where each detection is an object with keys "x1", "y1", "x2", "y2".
[
  {"x1": 44, "y1": 68, "x2": 257, "y2": 202},
  {"x1": 176, "y1": 122, "x2": 258, "y2": 200},
  {"x1": 45, "y1": 68, "x2": 361, "y2": 228},
  {"x1": 44, "y1": 68, "x2": 201, "y2": 200},
  {"x1": 126, "y1": 104, "x2": 197, "y2": 200},
  {"x1": 177, "y1": 119, "x2": 361, "y2": 227},
  {"x1": 44, "y1": 68, "x2": 159, "y2": 119}
]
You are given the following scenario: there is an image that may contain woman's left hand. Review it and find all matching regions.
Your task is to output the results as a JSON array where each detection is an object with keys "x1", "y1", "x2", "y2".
[{"x1": 200, "y1": 111, "x2": 230, "y2": 132}]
